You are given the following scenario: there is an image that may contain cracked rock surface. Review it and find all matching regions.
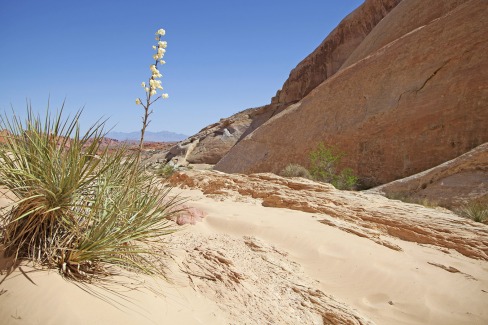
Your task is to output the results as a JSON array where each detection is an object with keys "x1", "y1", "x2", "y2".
[{"x1": 170, "y1": 170, "x2": 488, "y2": 261}]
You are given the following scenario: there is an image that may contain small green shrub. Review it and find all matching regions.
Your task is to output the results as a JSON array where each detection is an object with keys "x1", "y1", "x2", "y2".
[
  {"x1": 157, "y1": 163, "x2": 176, "y2": 178},
  {"x1": 309, "y1": 143, "x2": 342, "y2": 183},
  {"x1": 334, "y1": 168, "x2": 358, "y2": 191},
  {"x1": 309, "y1": 143, "x2": 358, "y2": 190},
  {"x1": 280, "y1": 164, "x2": 312, "y2": 179},
  {"x1": 457, "y1": 200, "x2": 488, "y2": 223},
  {"x1": 0, "y1": 106, "x2": 180, "y2": 281}
]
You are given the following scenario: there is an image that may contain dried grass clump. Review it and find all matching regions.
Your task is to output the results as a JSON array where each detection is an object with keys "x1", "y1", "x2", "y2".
[
  {"x1": 280, "y1": 164, "x2": 312, "y2": 179},
  {"x1": 457, "y1": 199, "x2": 488, "y2": 223},
  {"x1": 0, "y1": 106, "x2": 180, "y2": 281}
]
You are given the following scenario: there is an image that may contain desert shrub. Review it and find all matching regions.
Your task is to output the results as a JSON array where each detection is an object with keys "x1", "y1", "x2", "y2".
[
  {"x1": 280, "y1": 164, "x2": 312, "y2": 179},
  {"x1": 457, "y1": 199, "x2": 488, "y2": 223},
  {"x1": 309, "y1": 143, "x2": 358, "y2": 190},
  {"x1": 157, "y1": 163, "x2": 177, "y2": 178},
  {"x1": 334, "y1": 168, "x2": 358, "y2": 191},
  {"x1": 0, "y1": 107, "x2": 180, "y2": 281}
]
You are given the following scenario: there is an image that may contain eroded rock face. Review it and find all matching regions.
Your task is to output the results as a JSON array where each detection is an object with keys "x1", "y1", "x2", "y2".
[
  {"x1": 165, "y1": 108, "x2": 255, "y2": 165},
  {"x1": 272, "y1": 0, "x2": 402, "y2": 105},
  {"x1": 216, "y1": 1, "x2": 488, "y2": 186},
  {"x1": 170, "y1": 170, "x2": 488, "y2": 261},
  {"x1": 369, "y1": 142, "x2": 488, "y2": 208},
  {"x1": 165, "y1": 104, "x2": 285, "y2": 165},
  {"x1": 339, "y1": 0, "x2": 469, "y2": 71}
]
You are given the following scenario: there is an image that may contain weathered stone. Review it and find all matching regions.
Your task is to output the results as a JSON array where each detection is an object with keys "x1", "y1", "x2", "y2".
[
  {"x1": 369, "y1": 142, "x2": 488, "y2": 208},
  {"x1": 272, "y1": 0, "x2": 402, "y2": 105},
  {"x1": 170, "y1": 170, "x2": 488, "y2": 261},
  {"x1": 165, "y1": 108, "x2": 253, "y2": 165},
  {"x1": 340, "y1": 0, "x2": 469, "y2": 71}
]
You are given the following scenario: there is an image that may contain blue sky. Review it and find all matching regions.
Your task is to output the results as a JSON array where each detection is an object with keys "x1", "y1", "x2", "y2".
[{"x1": 0, "y1": 0, "x2": 363, "y2": 136}]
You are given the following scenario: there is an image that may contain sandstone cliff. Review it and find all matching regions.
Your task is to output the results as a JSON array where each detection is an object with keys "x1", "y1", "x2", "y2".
[
  {"x1": 272, "y1": 0, "x2": 402, "y2": 105},
  {"x1": 166, "y1": 0, "x2": 400, "y2": 167},
  {"x1": 215, "y1": 0, "x2": 488, "y2": 186}
]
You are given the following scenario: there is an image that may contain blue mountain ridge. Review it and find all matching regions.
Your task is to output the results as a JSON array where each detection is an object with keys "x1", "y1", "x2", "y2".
[{"x1": 106, "y1": 131, "x2": 188, "y2": 142}]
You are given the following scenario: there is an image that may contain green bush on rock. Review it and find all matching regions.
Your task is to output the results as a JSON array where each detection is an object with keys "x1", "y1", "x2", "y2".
[
  {"x1": 279, "y1": 143, "x2": 358, "y2": 190},
  {"x1": 309, "y1": 143, "x2": 358, "y2": 190}
]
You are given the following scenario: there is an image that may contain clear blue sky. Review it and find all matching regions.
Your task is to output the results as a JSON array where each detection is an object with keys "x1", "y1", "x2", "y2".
[{"x1": 0, "y1": 0, "x2": 363, "y2": 136}]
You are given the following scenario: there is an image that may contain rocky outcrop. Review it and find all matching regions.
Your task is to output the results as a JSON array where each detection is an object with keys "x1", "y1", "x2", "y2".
[
  {"x1": 165, "y1": 108, "x2": 254, "y2": 165},
  {"x1": 170, "y1": 170, "x2": 488, "y2": 261},
  {"x1": 0, "y1": 130, "x2": 11, "y2": 144},
  {"x1": 215, "y1": 1, "x2": 488, "y2": 186},
  {"x1": 339, "y1": 0, "x2": 469, "y2": 71},
  {"x1": 166, "y1": 0, "x2": 400, "y2": 166},
  {"x1": 272, "y1": 0, "x2": 402, "y2": 105},
  {"x1": 369, "y1": 142, "x2": 488, "y2": 208},
  {"x1": 165, "y1": 105, "x2": 285, "y2": 166}
]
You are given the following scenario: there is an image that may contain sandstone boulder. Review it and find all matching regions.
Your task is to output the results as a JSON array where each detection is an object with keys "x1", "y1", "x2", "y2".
[
  {"x1": 165, "y1": 103, "x2": 287, "y2": 165},
  {"x1": 165, "y1": 108, "x2": 254, "y2": 165},
  {"x1": 369, "y1": 142, "x2": 488, "y2": 208}
]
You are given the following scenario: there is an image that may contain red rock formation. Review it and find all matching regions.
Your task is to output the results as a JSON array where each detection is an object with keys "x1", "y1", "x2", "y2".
[
  {"x1": 339, "y1": 0, "x2": 469, "y2": 70},
  {"x1": 167, "y1": 0, "x2": 400, "y2": 166},
  {"x1": 165, "y1": 104, "x2": 283, "y2": 165},
  {"x1": 370, "y1": 142, "x2": 488, "y2": 208},
  {"x1": 0, "y1": 130, "x2": 11, "y2": 144},
  {"x1": 216, "y1": 1, "x2": 488, "y2": 186},
  {"x1": 272, "y1": 0, "x2": 402, "y2": 105}
]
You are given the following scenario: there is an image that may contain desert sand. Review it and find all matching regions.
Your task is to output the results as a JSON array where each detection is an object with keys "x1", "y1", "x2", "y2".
[{"x1": 1, "y1": 178, "x2": 487, "y2": 324}]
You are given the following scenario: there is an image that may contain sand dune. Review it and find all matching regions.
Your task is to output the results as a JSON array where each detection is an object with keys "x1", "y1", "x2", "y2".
[{"x1": 1, "y1": 181, "x2": 487, "y2": 324}]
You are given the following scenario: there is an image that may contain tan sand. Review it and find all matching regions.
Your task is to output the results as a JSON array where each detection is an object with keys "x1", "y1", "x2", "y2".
[{"x1": 1, "y1": 187, "x2": 487, "y2": 324}]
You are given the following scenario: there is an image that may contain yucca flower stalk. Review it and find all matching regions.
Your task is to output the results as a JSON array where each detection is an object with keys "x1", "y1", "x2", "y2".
[{"x1": 135, "y1": 28, "x2": 169, "y2": 157}]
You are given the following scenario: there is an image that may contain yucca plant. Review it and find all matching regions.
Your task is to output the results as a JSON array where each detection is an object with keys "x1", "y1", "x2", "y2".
[
  {"x1": 457, "y1": 199, "x2": 488, "y2": 223},
  {"x1": 0, "y1": 105, "x2": 180, "y2": 281}
]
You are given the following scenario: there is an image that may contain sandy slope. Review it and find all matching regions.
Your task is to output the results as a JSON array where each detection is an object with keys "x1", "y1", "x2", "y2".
[{"x1": 1, "y1": 185, "x2": 487, "y2": 324}]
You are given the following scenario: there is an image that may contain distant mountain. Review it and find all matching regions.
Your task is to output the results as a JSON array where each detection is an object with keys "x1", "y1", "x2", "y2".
[{"x1": 107, "y1": 130, "x2": 188, "y2": 142}]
